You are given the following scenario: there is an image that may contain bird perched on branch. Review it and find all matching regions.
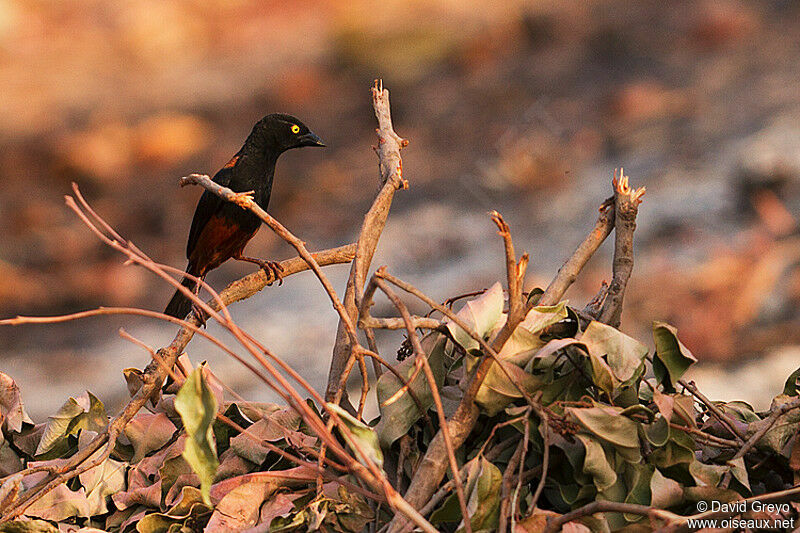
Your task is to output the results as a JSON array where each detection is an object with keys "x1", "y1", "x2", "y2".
[{"x1": 164, "y1": 114, "x2": 325, "y2": 319}]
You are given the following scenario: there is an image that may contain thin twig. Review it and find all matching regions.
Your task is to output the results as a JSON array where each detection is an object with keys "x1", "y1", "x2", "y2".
[
  {"x1": 678, "y1": 377, "x2": 747, "y2": 443},
  {"x1": 531, "y1": 413, "x2": 549, "y2": 510},
  {"x1": 375, "y1": 278, "x2": 473, "y2": 533},
  {"x1": 720, "y1": 396, "x2": 800, "y2": 488},
  {"x1": 498, "y1": 440, "x2": 524, "y2": 533},
  {"x1": 667, "y1": 422, "x2": 739, "y2": 448},
  {"x1": 544, "y1": 500, "x2": 680, "y2": 533},
  {"x1": 491, "y1": 211, "x2": 526, "y2": 323},
  {"x1": 511, "y1": 414, "x2": 531, "y2": 531},
  {"x1": 359, "y1": 316, "x2": 442, "y2": 330}
]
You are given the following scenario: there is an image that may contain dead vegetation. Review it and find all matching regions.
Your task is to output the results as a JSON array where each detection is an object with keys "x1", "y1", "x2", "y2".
[{"x1": 2, "y1": 82, "x2": 800, "y2": 533}]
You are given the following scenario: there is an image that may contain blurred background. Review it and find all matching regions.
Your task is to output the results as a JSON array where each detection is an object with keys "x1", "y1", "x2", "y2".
[{"x1": 2, "y1": 0, "x2": 800, "y2": 419}]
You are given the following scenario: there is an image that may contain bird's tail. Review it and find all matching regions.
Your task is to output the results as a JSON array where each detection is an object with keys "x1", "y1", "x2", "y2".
[{"x1": 164, "y1": 267, "x2": 199, "y2": 319}]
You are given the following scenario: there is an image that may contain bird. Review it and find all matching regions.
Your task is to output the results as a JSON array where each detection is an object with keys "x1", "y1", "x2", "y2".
[{"x1": 164, "y1": 113, "x2": 325, "y2": 320}]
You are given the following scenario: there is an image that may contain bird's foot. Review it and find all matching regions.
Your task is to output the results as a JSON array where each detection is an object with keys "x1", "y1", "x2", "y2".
[
  {"x1": 234, "y1": 253, "x2": 285, "y2": 285},
  {"x1": 191, "y1": 304, "x2": 209, "y2": 328},
  {"x1": 231, "y1": 190, "x2": 255, "y2": 210},
  {"x1": 257, "y1": 259, "x2": 285, "y2": 285}
]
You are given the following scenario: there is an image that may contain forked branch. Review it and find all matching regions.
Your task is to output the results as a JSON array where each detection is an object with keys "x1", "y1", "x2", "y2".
[{"x1": 326, "y1": 79, "x2": 409, "y2": 405}]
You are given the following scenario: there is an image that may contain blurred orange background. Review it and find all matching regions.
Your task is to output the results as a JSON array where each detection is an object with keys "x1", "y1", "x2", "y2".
[{"x1": 1, "y1": 0, "x2": 800, "y2": 417}]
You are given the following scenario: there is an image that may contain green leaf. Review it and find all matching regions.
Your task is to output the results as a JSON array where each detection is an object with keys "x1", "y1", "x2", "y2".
[
  {"x1": 35, "y1": 392, "x2": 107, "y2": 456},
  {"x1": 622, "y1": 463, "x2": 653, "y2": 521},
  {"x1": 643, "y1": 416, "x2": 670, "y2": 447},
  {"x1": 719, "y1": 401, "x2": 759, "y2": 423},
  {"x1": 474, "y1": 361, "x2": 542, "y2": 417},
  {"x1": 576, "y1": 435, "x2": 617, "y2": 491},
  {"x1": 582, "y1": 321, "x2": 648, "y2": 382},
  {"x1": 568, "y1": 405, "x2": 641, "y2": 451},
  {"x1": 753, "y1": 394, "x2": 800, "y2": 454},
  {"x1": 175, "y1": 368, "x2": 219, "y2": 505},
  {"x1": 650, "y1": 429, "x2": 695, "y2": 469},
  {"x1": 727, "y1": 456, "x2": 750, "y2": 492},
  {"x1": 581, "y1": 321, "x2": 647, "y2": 397},
  {"x1": 459, "y1": 456, "x2": 502, "y2": 533},
  {"x1": 497, "y1": 301, "x2": 570, "y2": 358},
  {"x1": 432, "y1": 457, "x2": 502, "y2": 531},
  {"x1": 446, "y1": 282, "x2": 504, "y2": 352},
  {"x1": 652, "y1": 322, "x2": 697, "y2": 392},
  {"x1": 689, "y1": 460, "x2": 727, "y2": 487},
  {"x1": 430, "y1": 490, "x2": 461, "y2": 524},
  {"x1": 469, "y1": 302, "x2": 569, "y2": 415},
  {"x1": 327, "y1": 403, "x2": 383, "y2": 469},
  {"x1": 375, "y1": 334, "x2": 446, "y2": 447},
  {"x1": 784, "y1": 367, "x2": 800, "y2": 396},
  {"x1": 650, "y1": 468, "x2": 683, "y2": 508},
  {"x1": 683, "y1": 485, "x2": 741, "y2": 506}
]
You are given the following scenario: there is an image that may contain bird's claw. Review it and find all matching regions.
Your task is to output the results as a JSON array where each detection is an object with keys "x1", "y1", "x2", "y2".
[
  {"x1": 232, "y1": 190, "x2": 255, "y2": 210},
  {"x1": 191, "y1": 304, "x2": 209, "y2": 328},
  {"x1": 258, "y1": 260, "x2": 284, "y2": 286}
]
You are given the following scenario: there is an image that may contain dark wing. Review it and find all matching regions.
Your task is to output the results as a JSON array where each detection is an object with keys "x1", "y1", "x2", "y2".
[{"x1": 185, "y1": 165, "x2": 235, "y2": 259}]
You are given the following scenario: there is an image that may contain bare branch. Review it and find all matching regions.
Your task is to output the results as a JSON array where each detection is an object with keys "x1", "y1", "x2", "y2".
[
  {"x1": 326, "y1": 79, "x2": 409, "y2": 405},
  {"x1": 359, "y1": 316, "x2": 442, "y2": 331},
  {"x1": 544, "y1": 501, "x2": 680, "y2": 533},
  {"x1": 598, "y1": 169, "x2": 646, "y2": 326},
  {"x1": 498, "y1": 440, "x2": 524, "y2": 533},
  {"x1": 491, "y1": 211, "x2": 525, "y2": 322}
]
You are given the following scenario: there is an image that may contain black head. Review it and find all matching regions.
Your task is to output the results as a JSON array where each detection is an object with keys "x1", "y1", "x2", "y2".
[{"x1": 249, "y1": 113, "x2": 325, "y2": 154}]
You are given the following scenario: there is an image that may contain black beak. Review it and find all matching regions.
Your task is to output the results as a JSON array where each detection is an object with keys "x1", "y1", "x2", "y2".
[{"x1": 299, "y1": 132, "x2": 325, "y2": 147}]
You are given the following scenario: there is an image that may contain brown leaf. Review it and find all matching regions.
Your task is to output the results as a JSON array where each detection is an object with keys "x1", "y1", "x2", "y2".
[
  {"x1": 205, "y1": 480, "x2": 277, "y2": 532},
  {"x1": 653, "y1": 388, "x2": 674, "y2": 421},
  {"x1": 24, "y1": 483, "x2": 92, "y2": 521},
  {"x1": 164, "y1": 473, "x2": 201, "y2": 508},
  {"x1": 209, "y1": 467, "x2": 316, "y2": 505},
  {"x1": 0, "y1": 372, "x2": 27, "y2": 436},
  {"x1": 514, "y1": 509, "x2": 558, "y2": 532},
  {"x1": 111, "y1": 471, "x2": 161, "y2": 511},
  {"x1": 253, "y1": 492, "x2": 301, "y2": 531},
  {"x1": 215, "y1": 449, "x2": 256, "y2": 483},
  {"x1": 124, "y1": 412, "x2": 177, "y2": 462}
]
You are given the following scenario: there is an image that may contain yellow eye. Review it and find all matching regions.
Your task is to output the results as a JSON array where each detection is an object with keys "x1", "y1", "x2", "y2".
[{"x1": 291, "y1": 124, "x2": 300, "y2": 134}]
